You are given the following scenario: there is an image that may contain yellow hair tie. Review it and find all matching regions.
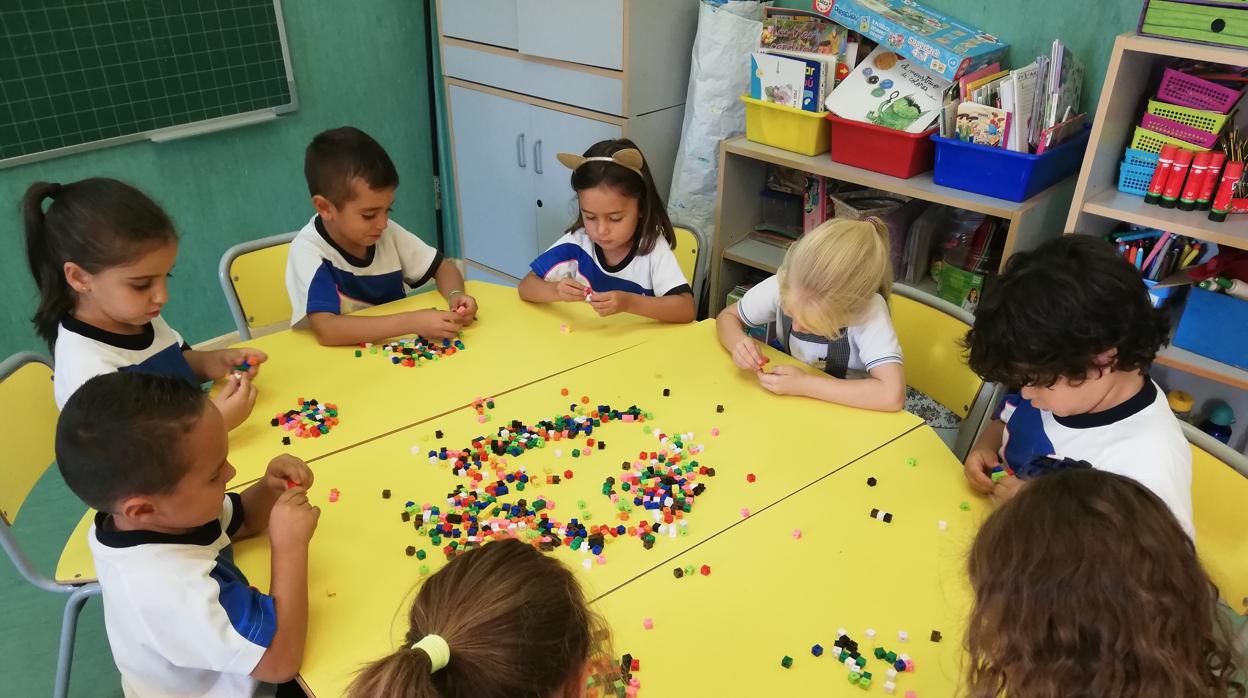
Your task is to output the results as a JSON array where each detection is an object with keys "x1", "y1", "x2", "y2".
[{"x1": 411, "y1": 634, "x2": 450, "y2": 672}]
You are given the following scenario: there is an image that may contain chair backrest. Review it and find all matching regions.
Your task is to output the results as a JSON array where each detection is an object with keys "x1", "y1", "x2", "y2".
[
  {"x1": 672, "y1": 225, "x2": 700, "y2": 286},
  {"x1": 1184, "y1": 422, "x2": 1248, "y2": 610},
  {"x1": 889, "y1": 284, "x2": 983, "y2": 419},
  {"x1": 0, "y1": 353, "x2": 59, "y2": 526},
  {"x1": 218, "y1": 232, "x2": 296, "y2": 340}
]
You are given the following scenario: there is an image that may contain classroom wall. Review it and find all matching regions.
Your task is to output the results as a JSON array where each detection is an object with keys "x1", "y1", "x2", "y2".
[
  {"x1": 774, "y1": 0, "x2": 1141, "y2": 108},
  {"x1": 0, "y1": 1, "x2": 436, "y2": 359}
]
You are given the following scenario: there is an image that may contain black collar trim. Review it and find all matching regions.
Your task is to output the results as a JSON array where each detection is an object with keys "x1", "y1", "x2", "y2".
[
  {"x1": 315, "y1": 215, "x2": 375, "y2": 268},
  {"x1": 593, "y1": 234, "x2": 641, "y2": 273},
  {"x1": 1054, "y1": 377, "x2": 1156, "y2": 429},
  {"x1": 62, "y1": 314, "x2": 154, "y2": 351}
]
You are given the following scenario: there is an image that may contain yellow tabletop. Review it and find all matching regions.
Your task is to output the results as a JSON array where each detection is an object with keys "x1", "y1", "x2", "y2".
[
  {"x1": 227, "y1": 322, "x2": 922, "y2": 697},
  {"x1": 595, "y1": 426, "x2": 981, "y2": 697}
]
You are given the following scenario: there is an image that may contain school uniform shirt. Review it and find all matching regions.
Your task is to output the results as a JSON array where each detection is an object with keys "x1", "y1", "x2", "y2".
[
  {"x1": 996, "y1": 378, "x2": 1195, "y2": 538},
  {"x1": 53, "y1": 314, "x2": 197, "y2": 409},
  {"x1": 88, "y1": 494, "x2": 278, "y2": 698},
  {"x1": 285, "y1": 215, "x2": 443, "y2": 328},
  {"x1": 736, "y1": 275, "x2": 902, "y2": 377},
  {"x1": 529, "y1": 228, "x2": 692, "y2": 298}
]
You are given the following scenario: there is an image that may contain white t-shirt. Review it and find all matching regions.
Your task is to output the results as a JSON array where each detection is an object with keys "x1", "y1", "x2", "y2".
[
  {"x1": 996, "y1": 379, "x2": 1195, "y2": 538},
  {"x1": 736, "y1": 275, "x2": 902, "y2": 375},
  {"x1": 53, "y1": 314, "x2": 196, "y2": 409},
  {"x1": 88, "y1": 494, "x2": 277, "y2": 698},
  {"x1": 285, "y1": 215, "x2": 443, "y2": 327},
  {"x1": 529, "y1": 228, "x2": 691, "y2": 298}
]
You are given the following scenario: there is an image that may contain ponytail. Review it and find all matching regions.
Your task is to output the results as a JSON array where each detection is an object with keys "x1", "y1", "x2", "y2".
[
  {"x1": 22, "y1": 182, "x2": 72, "y2": 348},
  {"x1": 349, "y1": 643, "x2": 439, "y2": 698},
  {"x1": 18, "y1": 178, "x2": 177, "y2": 349}
]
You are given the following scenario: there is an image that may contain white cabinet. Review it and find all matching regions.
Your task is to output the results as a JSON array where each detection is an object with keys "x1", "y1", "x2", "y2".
[
  {"x1": 439, "y1": 0, "x2": 697, "y2": 279},
  {"x1": 450, "y1": 85, "x2": 621, "y2": 278}
]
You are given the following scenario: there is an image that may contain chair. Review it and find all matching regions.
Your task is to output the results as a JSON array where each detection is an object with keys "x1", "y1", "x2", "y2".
[
  {"x1": 218, "y1": 232, "x2": 297, "y2": 340},
  {"x1": 672, "y1": 223, "x2": 707, "y2": 310},
  {"x1": 890, "y1": 284, "x2": 997, "y2": 460},
  {"x1": 1183, "y1": 421, "x2": 1248, "y2": 611},
  {"x1": 0, "y1": 352, "x2": 102, "y2": 698}
]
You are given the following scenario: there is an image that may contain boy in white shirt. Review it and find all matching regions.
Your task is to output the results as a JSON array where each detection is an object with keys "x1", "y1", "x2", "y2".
[
  {"x1": 286, "y1": 126, "x2": 477, "y2": 345},
  {"x1": 58, "y1": 372, "x2": 319, "y2": 697},
  {"x1": 962, "y1": 235, "x2": 1193, "y2": 538}
]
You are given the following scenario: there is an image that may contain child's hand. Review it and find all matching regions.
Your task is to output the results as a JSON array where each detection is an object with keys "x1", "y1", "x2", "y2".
[
  {"x1": 588, "y1": 290, "x2": 630, "y2": 316},
  {"x1": 264, "y1": 454, "x2": 314, "y2": 492},
  {"x1": 555, "y1": 278, "x2": 589, "y2": 302},
  {"x1": 962, "y1": 448, "x2": 999, "y2": 494},
  {"x1": 409, "y1": 309, "x2": 463, "y2": 340},
  {"x1": 730, "y1": 336, "x2": 767, "y2": 371},
  {"x1": 219, "y1": 348, "x2": 268, "y2": 379},
  {"x1": 212, "y1": 373, "x2": 257, "y2": 430},
  {"x1": 449, "y1": 292, "x2": 478, "y2": 326},
  {"x1": 990, "y1": 474, "x2": 1026, "y2": 503},
  {"x1": 756, "y1": 364, "x2": 808, "y2": 396},
  {"x1": 268, "y1": 487, "x2": 319, "y2": 550}
]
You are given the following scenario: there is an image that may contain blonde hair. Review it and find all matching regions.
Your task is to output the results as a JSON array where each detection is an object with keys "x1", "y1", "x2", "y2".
[{"x1": 777, "y1": 217, "x2": 892, "y2": 338}]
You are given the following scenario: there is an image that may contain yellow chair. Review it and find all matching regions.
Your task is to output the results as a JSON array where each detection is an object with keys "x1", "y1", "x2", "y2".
[
  {"x1": 1184, "y1": 422, "x2": 1248, "y2": 613},
  {"x1": 218, "y1": 232, "x2": 296, "y2": 340},
  {"x1": 672, "y1": 223, "x2": 705, "y2": 302},
  {"x1": 890, "y1": 284, "x2": 997, "y2": 459},
  {"x1": 0, "y1": 352, "x2": 101, "y2": 698}
]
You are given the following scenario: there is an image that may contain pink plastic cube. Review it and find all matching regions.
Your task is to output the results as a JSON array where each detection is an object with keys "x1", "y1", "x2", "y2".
[{"x1": 642, "y1": 618, "x2": 654, "y2": 630}]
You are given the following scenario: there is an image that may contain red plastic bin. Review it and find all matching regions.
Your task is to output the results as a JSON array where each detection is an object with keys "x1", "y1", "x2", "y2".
[{"x1": 825, "y1": 112, "x2": 936, "y2": 179}]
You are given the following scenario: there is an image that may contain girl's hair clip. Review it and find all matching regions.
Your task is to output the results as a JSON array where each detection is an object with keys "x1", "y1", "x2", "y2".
[{"x1": 556, "y1": 148, "x2": 644, "y2": 176}]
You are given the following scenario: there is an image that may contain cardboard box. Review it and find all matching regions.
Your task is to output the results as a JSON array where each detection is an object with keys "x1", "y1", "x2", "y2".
[{"x1": 809, "y1": 0, "x2": 1007, "y2": 81}]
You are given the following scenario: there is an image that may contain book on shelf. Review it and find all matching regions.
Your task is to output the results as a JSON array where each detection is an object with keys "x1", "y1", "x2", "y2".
[{"x1": 824, "y1": 45, "x2": 949, "y2": 133}]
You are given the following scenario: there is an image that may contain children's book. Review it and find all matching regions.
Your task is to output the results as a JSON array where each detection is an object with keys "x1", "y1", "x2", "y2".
[
  {"x1": 1006, "y1": 62, "x2": 1040, "y2": 153},
  {"x1": 825, "y1": 45, "x2": 949, "y2": 132},
  {"x1": 751, "y1": 52, "x2": 807, "y2": 110},
  {"x1": 955, "y1": 102, "x2": 1011, "y2": 148},
  {"x1": 766, "y1": 49, "x2": 834, "y2": 110},
  {"x1": 761, "y1": 14, "x2": 846, "y2": 55},
  {"x1": 958, "y1": 63, "x2": 1001, "y2": 102},
  {"x1": 1036, "y1": 112, "x2": 1085, "y2": 153}
]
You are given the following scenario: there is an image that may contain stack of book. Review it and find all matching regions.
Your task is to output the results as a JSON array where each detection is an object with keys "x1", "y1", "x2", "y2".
[{"x1": 749, "y1": 8, "x2": 856, "y2": 113}]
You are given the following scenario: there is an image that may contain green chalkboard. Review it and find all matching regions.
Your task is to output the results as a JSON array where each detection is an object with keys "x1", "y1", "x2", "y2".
[{"x1": 0, "y1": 0, "x2": 297, "y2": 167}]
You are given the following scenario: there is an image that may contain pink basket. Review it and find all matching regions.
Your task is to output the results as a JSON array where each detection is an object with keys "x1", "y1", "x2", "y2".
[
  {"x1": 1157, "y1": 68, "x2": 1245, "y2": 114},
  {"x1": 1140, "y1": 114, "x2": 1220, "y2": 149}
]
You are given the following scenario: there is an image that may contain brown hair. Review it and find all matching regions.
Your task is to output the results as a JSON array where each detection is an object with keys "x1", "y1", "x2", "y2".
[
  {"x1": 348, "y1": 538, "x2": 608, "y2": 698},
  {"x1": 966, "y1": 468, "x2": 1245, "y2": 698},
  {"x1": 305, "y1": 126, "x2": 399, "y2": 207},
  {"x1": 566, "y1": 138, "x2": 674, "y2": 255}
]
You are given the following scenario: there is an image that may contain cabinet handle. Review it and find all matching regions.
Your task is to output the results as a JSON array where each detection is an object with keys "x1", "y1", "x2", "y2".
[
  {"x1": 534, "y1": 139, "x2": 543, "y2": 174},
  {"x1": 517, "y1": 133, "x2": 526, "y2": 168}
]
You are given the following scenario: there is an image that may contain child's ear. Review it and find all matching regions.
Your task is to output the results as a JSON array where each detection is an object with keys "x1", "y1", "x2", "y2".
[
  {"x1": 63, "y1": 261, "x2": 92, "y2": 294},
  {"x1": 1093, "y1": 348, "x2": 1120, "y2": 370},
  {"x1": 311, "y1": 194, "x2": 336, "y2": 220},
  {"x1": 116, "y1": 495, "x2": 159, "y2": 523}
]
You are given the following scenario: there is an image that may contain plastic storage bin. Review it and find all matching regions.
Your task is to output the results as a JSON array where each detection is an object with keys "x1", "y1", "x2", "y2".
[
  {"x1": 1139, "y1": 114, "x2": 1221, "y2": 149},
  {"x1": 1145, "y1": 99, "x2": 1231, "y2": 134},
  {"x1": 1158, "y1": 67, "x2": 1246, "y2": 114},
  {"x1": 929, "y1": 126, "x2": 1090, "y2": 202},
  {"x1": 1173, "y1": 287, "x2": 1248, "y2": 371},
  {"x1": 1119, "y1": 163, "x2": 1157, "y2": 196},
  {"x1": 1130, "y1": 126, "x2": 1212, "y2": 154},
  {"x1": 825, "y1": 113, "x2": 936, "y2": 179},
  {"x1": 740, "y1": 96, "x2": 830, "y2": 156}
]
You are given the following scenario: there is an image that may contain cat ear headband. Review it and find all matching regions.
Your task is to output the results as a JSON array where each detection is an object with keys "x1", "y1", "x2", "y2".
[{"x1": 556, "y1": 148, "x2": 644, "y2": 177}]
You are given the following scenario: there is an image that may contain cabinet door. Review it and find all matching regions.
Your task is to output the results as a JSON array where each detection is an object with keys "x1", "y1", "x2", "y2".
[
  {"x1": 529, "y1": 104, "x2": 622, "y2": 252},
  {"x1": 439, "y1": 0, "x2": 518, "y2": 49},
  {"x1": 515, "y1": 0, "x2": 624, "y2": 70},
  {"x1": 448, "y1": 85, "x2": 536, "y2": 278}
]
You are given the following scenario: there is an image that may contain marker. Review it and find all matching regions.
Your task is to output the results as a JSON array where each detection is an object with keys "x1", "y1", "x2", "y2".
[
  {"x1": 1209, "y1": 160, "x2": 1244, "y2": 222},
  {"x1": 1145, "y1": 144, "x2": 1179, "y2": 205},
  {"x1": 1159, "y1": 148, "x2": 1194, "y2": 209},
  {"x1": 1196, "y1": 152, "x2": 1227, "y2": 210},
  {"x1": 1178, "y1": 151, "x2": 1212, "y2": 210}
]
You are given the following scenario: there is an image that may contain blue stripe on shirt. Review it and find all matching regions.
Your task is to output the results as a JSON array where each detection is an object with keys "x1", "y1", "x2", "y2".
[
  {"x1": 530, "y1": 244, "x2": 652, "y2": 296},
  {"x1": 999, "y1": 394, "x2": 1057, "y2": 470},
  {"x1": 210, "y1": 553, "x2": 277, "y2": 647},
  {"x1": 116, "y1": 342, "x2": 198, "y2": 385},
  {"x1": 307, "y1": 259, "x2": 407, "y2": 314}
]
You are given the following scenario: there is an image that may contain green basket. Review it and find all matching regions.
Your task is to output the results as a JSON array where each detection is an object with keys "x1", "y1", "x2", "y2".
[
  {"x1": 1130, "y1": 126, "x2": 1212, "y2": 154},
  {"x1": 1146, "y1": 100, "x2": 1230, "y2": 134}
]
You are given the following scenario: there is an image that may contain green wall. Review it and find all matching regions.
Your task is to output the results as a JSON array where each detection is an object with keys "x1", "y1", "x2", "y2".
[
  {"x1": 776, "y1": 0, "x2": 1141, "y2": 109},
  {"x1": 0, "y1": 1, "x2": 436, "y2": 358}
]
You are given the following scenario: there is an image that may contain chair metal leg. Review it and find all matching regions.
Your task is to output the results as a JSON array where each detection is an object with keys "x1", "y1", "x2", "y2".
[{"x1": 53, "y1": 585, "x2": 101, "y2": 698}]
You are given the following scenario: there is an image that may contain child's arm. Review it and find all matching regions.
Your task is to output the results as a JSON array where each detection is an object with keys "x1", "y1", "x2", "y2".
[
  {"x1": 235, "y1": 455, "x2": 315, "y2": 540},
  {"x1": 518, "y1": 271, "x2": 591, "y2": 303},
  {"x1": 250, "y1": 486, "x2": 317, "y2": 684},
  {"x1": 716, "y1": 303, "x2": 768, "y2": 369},
  {"x1": 306, "y1": 309, "x2": 463, "y2": 347},
  {"x1": 759, "y1": 362, "x2": 907, "y2": 412},
  {"x1": 964, "y1": 419, "x2": 1005, "y2": 494},
  {"x1": 588, "y1": 291, "x2": 696, "y2": 323},
  {"x1": 183, "y1": 348, "x2": 269, "y2": 382}
]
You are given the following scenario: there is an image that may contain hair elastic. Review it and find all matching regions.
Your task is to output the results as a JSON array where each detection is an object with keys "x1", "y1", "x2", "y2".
[{"x1": 411, "y1": 634, "x2": 450, "y2": 672}]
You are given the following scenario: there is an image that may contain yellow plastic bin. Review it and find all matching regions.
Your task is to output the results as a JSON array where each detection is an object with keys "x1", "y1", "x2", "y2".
[{"x1": 740, "y1": 95, "x2": 830, "y2": 156}]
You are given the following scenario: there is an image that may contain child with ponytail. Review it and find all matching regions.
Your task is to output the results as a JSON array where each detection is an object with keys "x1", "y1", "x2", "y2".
[{"x1": 22, "y1": 178, "x2": 262, "y2": 429}]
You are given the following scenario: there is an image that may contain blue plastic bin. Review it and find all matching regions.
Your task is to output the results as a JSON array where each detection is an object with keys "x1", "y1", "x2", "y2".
[
  {"x1": 1173, "y1": 287, "x2": 1248, "y2": 371},
  {"x1": 930, "y1": 125, "x2": 1091, "y2": 202}
]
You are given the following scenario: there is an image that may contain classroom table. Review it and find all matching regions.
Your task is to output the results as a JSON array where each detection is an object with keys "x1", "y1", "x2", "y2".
[
  {"x1": 54, "y1": 281, "x2": 686, "y2": 581},
  {"x1": 224, "y1": 322, "x2": 923, "y2": 697}
]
